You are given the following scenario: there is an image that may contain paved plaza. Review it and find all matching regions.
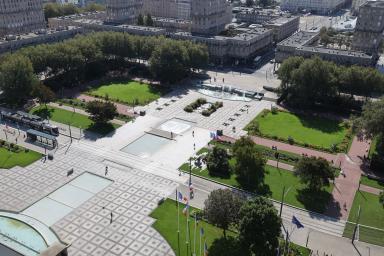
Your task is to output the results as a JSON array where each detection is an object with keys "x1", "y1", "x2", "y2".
[{"x1": 0, "y1": 142, "x2": 180, "y2": 256}]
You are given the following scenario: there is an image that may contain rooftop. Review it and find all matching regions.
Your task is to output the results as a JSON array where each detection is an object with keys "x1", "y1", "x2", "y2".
[
  {"x1": 278, "y1": 30, "x2": 318, "y2": 48},
  {"x1": 0, "y1": 27, "x2": 80, "y2": 45}
]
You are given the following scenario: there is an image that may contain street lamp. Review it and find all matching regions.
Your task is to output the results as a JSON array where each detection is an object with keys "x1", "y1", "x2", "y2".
[{"x1": 279, "y1": 186, "x2": 292, "y2": 218}]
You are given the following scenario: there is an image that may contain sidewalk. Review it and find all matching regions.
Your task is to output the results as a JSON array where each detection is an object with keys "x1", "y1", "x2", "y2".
[
  {"x1": 251, "y1": 136, "x2": 337, "y2": 162},
  {"x1": 326, "y1": 137, "x2": 370, "y2": 220},
  {"x1": 359, "y1": 184, "x2": 383, "y2": 195},
  {"x1": 267, "y1": 159, "x2": 294, "y2": 171}
]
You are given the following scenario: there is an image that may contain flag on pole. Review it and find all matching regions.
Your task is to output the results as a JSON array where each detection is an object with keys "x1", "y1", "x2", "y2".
[
  {"x1": 182, "y1": 203, "x2": 190, "y2": 216},
  {"x1": 292, "y1": 216, "x2": 304, "y2": 229},
  {"x1": 178, "y1": 191, "x2": 183, "y2": 202}
]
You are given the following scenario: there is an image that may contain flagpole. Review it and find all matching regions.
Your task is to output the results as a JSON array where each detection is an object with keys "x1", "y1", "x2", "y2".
[
  {"x1": 176, "y1": 190, "x2": 180, "y2": 256},
  {"x1": 199, "y1": 228, "x2": 202, "y2": 256},
  {"x1": 186, "y1": 202, "x2": 190, "y2": 256},
  {"x1": 193, "y1": 213, "x2": 197, "y2": 256}
]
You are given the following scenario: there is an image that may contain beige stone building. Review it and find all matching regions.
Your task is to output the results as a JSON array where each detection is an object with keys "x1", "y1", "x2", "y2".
[
  {"x1": 352, "y1": 1, "x2": 384, "y2": 55},
  {"x1": 0, "y1": 0, "x2": 46, "y2": 36},
  {"x1": 105, "y1": 0, "x2": 143, "y2": 24},
  {"x1": 280, "y1": 0, "x2": 346, "y2": 14},
  {"x1": 142, "y1": 0, "x2": 178, "y2": 19},
  {"x1": 191, "y1": 0, "x2": 232, "y2": 35}
]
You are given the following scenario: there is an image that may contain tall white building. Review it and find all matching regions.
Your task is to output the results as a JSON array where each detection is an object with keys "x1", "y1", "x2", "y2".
[
  {"x1": 106, "y1": 0, "x2": 143, "y2": 23},
  {"x1": 191, "y1": 0, "x2": 232, "y2": 35},
  {"x1": 142, "y1": 0, "x2": 190, "y2": 20},
  {"x1": 352, "y1": 0, "x2": 384, "y2": 54},
  {"x1": 0, "y1": 0, "x2": 46, "y2": 36},
  {"x1": 280, "y1": 0, "x2": 346, "y2": 14}
]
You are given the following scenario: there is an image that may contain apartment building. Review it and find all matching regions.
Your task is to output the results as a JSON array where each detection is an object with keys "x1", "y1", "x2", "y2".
[{"x1": 0, "y1": 0, "x2": 46, "y2": 36}]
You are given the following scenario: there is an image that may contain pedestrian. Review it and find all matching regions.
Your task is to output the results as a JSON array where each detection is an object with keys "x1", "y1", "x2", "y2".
[
  {"x1": 222, "y1": 78, "x2": 224, "y2": 83},
  {"x1": 171, "y1": 132, "x2": 173, "y2": 139},
  {"x1": 110, "y1": 212, "x2": 113, "y2": 224},
  {"x1": 247, "y1": 109, "x2": 248, "y2": 114},
  {"x1": 192, "y1": 130, "x2": 194, "y2": 137},
  {"x1": 105, "y1": 166, "x2": 108, "y2": 176},
  {"x1": 193, "y1": 143, "x2": 195, "y2": 150}
]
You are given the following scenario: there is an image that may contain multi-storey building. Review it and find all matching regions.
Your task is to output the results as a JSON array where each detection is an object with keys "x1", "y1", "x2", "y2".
[
  {"x1": 142, "y1": 0, "x2": 178, "y2": 19},
  {"x1": 280, "y1": 0, "x2": 346, "y2": 14},
  {"x1": 191, "y1": 0, "x2": 232, "y2": 35},
  {"x1": 352, "y1": 0, "x2": 368, "y2": 14},
  {"x1": 0, "y1": 0, "x2": 46, "y2": 36},
  {"x1": 105, "y1": 0, "x2": 143, "y2": 24},
  {"x1": 352, "y1": 0, "x2": 384, "y2": 55},
  {"x1": 276, "y1": 31, "x2": 375, "y2": 66}
]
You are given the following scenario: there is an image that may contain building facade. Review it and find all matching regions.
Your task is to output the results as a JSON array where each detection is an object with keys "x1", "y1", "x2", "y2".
[
  {"x1": 105, "y1": 0, "x2": 143, "y2": 24},
  {"x1": 264, "y1": 16, "x2": 299, "y2": 43},
  {"x1": 191, "y1": 0, "x2": 232, "y2": 35},
  {"x1": 0, "y1": 0, "x2": 46, "y2": 36},
  {"x1": 280, "y1": 0, "x2": 346, "y2": 14},
  {"x1": 352, "y1": 1, "x2": 384, "y2": 55}
]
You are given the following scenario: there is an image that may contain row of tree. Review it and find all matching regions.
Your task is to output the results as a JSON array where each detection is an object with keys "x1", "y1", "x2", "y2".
[
  {"x1": 44, "y1": 3, "x2": 105, "y2": 20},
  {"x1": 278, "y1": 56, "x2": 384, "y2": 109},
  {"x1": 0, "y1": 32, "x2": 209, "y2": 105}
]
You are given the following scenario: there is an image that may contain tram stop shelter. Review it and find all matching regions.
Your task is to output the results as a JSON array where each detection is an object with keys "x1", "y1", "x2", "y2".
[{"x1": 26, "y1": 129, "x2": 57, "y2": 148}]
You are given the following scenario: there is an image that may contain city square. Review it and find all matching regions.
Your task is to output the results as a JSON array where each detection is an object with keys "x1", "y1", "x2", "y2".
[{"x1": 1, "y1": 0, "x2": 384, "y2": 256}]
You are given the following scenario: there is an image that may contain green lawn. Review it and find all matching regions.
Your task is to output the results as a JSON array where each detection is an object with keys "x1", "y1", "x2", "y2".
[
  {"x1": 344, "y1": 191, "x2": 384, "y2": 246},
  {"x1": 0, "y1": 147, "x2": 41, "y2": 169},
  {"x1": 88, "y1": 81, "x2": 167, "y2": 106},
  {"x1": 150, "y1": 199, "x2": 234, "y2": 256},
  {"x1": 30, "y1": 106, "x2": 119, "y2": 135},
  {"x1": 151, "y1": 199, "x2": 310, "y2": 256},
  {"x1": 247, "y1": 111, "x2": 349, "y2": 151},
  {"x1": 360, "y1": 176, "x2": 384, "y2": 190},
  {"x1": 180, "y1": 163, "x2": 333, "y2": 213}
]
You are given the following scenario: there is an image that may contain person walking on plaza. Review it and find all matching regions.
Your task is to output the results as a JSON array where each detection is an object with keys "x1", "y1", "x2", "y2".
[{"x1": 105, "y1": 166, "x2": 108, "y2": 176}]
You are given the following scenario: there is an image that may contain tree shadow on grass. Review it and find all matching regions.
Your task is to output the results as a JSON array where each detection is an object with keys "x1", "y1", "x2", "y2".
[
  {"x1": 235, "y1": 175, "x2": 271, "y2": 197},
  {"x1": 208, "y1": 237, "x2": 248, "y2": 256},
  {"x1": 83, "y1": 122, "x2": 117, "y2": 140},
  {"x1": 31, "y1": 107, "x2": 54, "y2": 120},
  {"x1": 298, "y1": 114, "x2": 344, "y2": 134},
  {"x1": 296, "y1": 187, "x2": 332, "y2": 214}
]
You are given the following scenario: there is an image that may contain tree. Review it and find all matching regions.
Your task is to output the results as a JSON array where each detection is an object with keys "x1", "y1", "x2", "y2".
[
  {"x1": 149, "y1": 41, "x2": 190, "y2": 83},
  {"x1": 146, "y1": 14, "x2": 154, "y2": 27},
  {"x1": 258, "y1": 0, "x2": 272, "y2": 7},
  {"x1": 319, "y1": 27, "x2": 331, "y2": 46},
  {"x1": 238, "y1": 197, "x2": 281, "y2": 256},
  {"x1": 32, "y1": 83, "x2": 55, "y2": 107},
  {"x1": 204, "y1": 189, "x2": 243, "y2": 237},
  {"x1": 353, "y1": 98, "x2": 384, "y2": 138},
  {"x1": 0, "y1": 55, "x2": 38, "y2": 105},
  {"x1": 85, "y1": 100, "x2": 118, "y2": 124},
  {"x1": 232, "y1": 137, "x2": 266, "y2": 190},
  {"x1": 245, "y1": 0, "x2": 254, "y2": 7},
  {"x1": 206, "y1": 146, "x2": 230, "y2": 176},
  {"x1": 294, "y1": 157, "x2": 335, "y2": 191},
  {"x1": 137, "y1": 14, "x2": 144, "y2": 25}
]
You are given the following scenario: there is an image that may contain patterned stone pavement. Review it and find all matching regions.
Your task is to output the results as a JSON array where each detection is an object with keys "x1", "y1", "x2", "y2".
[
  {"x1": 0, "y1": 143, "x2": 178, "y2": 256},
  {"x1": 139, "y1": 88, "x2": 272, "y2": 138}
]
